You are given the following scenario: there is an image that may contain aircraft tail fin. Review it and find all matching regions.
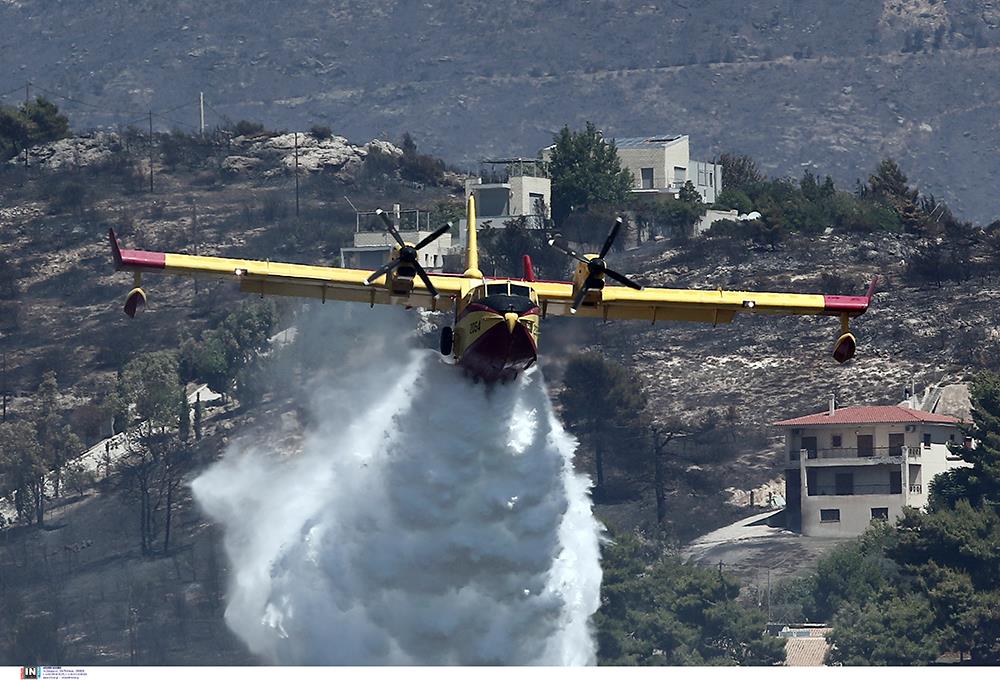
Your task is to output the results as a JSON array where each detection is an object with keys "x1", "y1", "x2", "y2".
[
  {"x1": 522, "y1": 255, "x2": 536, "y2": 281},
  {"x1": 462, "y1": 194, "x2": 483, "y2": 278}
]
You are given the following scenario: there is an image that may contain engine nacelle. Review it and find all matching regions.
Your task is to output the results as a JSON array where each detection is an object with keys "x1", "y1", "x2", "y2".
[
  {"x1": 124, "y1": 287, "x2": 147, "y2": 318},
  {"x1": 572, "y1": 258, "x2": 604, "y2": 306},
  {"x1": 833, "y1": 332, "x2": 857, "y2": 364}
]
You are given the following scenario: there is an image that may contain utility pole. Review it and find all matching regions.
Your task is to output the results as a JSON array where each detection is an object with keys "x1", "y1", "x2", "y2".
[
  {"x1": 767, "y1": 567, "x2": 772, "y2": 623},
  {"x1": 191, "y1": 198, "x2": 199, "y2": 295},
  {"x1": 23, "y1": 81, "x2": 30, "y2": 169},
  {"x1": 148, "y1": 111, "x2": 154, "y2": 193},
  {"x1": 653, "y1": 429, "x2": 667, "y2": 524},
  {"x1": 294, "y1": 132, "x2": 300, "y2": 217},
  {"x1": 199, "y1": 92, "x2": 205, "y2": 137},
  {"x1": 1, "y1": 350, "x2": 7, "y2": 423}
]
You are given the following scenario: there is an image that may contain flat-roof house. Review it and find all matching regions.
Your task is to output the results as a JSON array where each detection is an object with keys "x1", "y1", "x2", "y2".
[
  {"x1": 459, "y1": 158, "x2": 551, "y2": 251},
  {"x1": 540, "y1": 134, "x2": 721, "y2": 203},
  {"x1": 613, "y1": 135, "x2": 721, "y2": 203},
  {"x1": 775, "y1": 400, "x2": 969, "y2": 537},
  {"x1": 341, "y1": 207, "x2": 451, "y2": 272}
]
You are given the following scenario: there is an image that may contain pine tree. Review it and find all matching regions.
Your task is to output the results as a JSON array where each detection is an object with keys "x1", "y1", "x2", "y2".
[
  {"x1": 868, "y1": 159, "x2": 925, "y2": 233},
  {"x1": 548, "y1": 122, "x2": 633, "y2": 226},
  {"x1": 560, "y1": 353, "x2": 647, "y2": 498},
  {"x1": 964, "y1": 371, "x2": 1000, "y2": 503}
]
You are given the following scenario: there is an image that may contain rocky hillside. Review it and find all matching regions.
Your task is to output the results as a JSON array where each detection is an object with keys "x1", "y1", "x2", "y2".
[
  {"x1": 2, "y1": 1, "x2": 1000, "y2": 222},
  {"x1": 2, "y1": 126, "x2": 999, "y2": 662}
]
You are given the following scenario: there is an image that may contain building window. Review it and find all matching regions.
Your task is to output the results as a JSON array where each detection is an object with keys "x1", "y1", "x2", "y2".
[
  {"x1": 871, "y1": 507, "x2": 889, "y2": 520},
  {"x1": 835, "y1": 472, "x2": 854, "y2": 496},
  {"x1": 709, "y1": 172, "x2": 714, "y2": 187},
  {"x1": 820, "y1": 509, "x2": 840, "y2": 523},
  {"x1": 801, "y1": 436, "x2": 818, "y2": 459},
  {"x1": 923, "y1": 433, "x2": 932, "y2": 447},
  {"x1": 674, "y1": 166, "x2": 686, "y2": 183},
  {"x1": 832, "y1": 435, "x2": 842, "y2": 448},
  {"x1": 529, "y1": 192, "x2": 545, "y2": 216},
  {"x1": 640, "y1": 167, "x2": 654, "y2": 190}
]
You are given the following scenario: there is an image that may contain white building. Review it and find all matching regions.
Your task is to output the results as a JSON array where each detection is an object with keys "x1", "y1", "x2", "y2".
[
  {"x1": 340, "y1": 207, "x2": 451, "y2": 271},
  {"x1": 775, "y1": 401, "x2": 970, "y2": 537},
  {"x1": 459, "y1": 158, "x2": 551, "y2": 250},
  {"x1": 611, "y1": 135, "x2": 721, "y2": 203},
  {"x1": 539, "y1": 133, "x2": 721, "y2": 203}
]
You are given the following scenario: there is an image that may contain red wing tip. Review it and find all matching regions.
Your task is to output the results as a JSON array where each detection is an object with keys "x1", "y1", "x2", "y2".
[{"x1": 824, "y1": 295, "x2": 870, "y2": 315}]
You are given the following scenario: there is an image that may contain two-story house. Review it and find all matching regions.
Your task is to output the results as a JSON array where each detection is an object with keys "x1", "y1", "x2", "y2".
[
  {"x1": 612, "y1": 135, "x2": 722, "y2": 203},
  {"x1": 775, "y1": 401, "x2": 969, "y2": 537}
]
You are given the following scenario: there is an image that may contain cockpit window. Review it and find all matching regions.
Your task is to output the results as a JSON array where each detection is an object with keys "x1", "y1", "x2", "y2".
[
  {"x1": 510, "y1": 284, "x2": 530, "y2": 297},
  {"x1": 486, "y1": 283, "x2": 509, "y2": 295}
]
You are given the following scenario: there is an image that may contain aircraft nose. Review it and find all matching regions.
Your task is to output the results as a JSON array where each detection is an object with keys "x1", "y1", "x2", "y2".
[{"x1": 504, "y1": 312, "x2": 519, "y2": 334}]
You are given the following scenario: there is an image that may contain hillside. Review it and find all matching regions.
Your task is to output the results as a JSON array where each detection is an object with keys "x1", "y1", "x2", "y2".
[
  {"x1": 3, "y1": 1, "x2": 1000, "y2": 223},
  {"x1": 2, "y1": 128, "x2": 999, "y2": 663}
]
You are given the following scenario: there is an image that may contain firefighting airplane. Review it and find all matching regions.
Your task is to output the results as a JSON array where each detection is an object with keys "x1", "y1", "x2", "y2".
[{"x1": 109, "y1": 195, "x2": 876, "y2": 383}]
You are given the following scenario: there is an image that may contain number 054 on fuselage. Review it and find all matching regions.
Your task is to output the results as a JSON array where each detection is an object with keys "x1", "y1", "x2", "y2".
[{"x1": 109, "y1": 195, "x2": 876, "y2": 383}]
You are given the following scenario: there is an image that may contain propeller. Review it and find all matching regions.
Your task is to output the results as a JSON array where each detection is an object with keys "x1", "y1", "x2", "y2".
[
  {"x1": 364, "y1": 209, "x2": 451, "y2": 298},
  {"x1": 549, "y1": 216, "x2": 642, "y2": 313}
]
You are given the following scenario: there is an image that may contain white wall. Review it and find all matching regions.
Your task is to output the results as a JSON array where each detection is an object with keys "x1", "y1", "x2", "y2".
[
  {"x1": 617, "y1": 137, "x2": 689, "y2": 191},
  {"x1": 785, "y1": 420, "x2": 970, "y2": 536},
  {"x1": 508, "y1": 176, "x2": 551, "y2": 217},
  {"x1": 694, "y1": 208, "x2": 738, "y2": 236},
  {"x1": 801, "y1": 492, "x2": 907, "y2": 537}
]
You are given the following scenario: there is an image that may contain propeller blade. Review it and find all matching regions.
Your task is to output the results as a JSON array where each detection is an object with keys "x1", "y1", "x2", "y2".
[
  {"x1": 604, "y1": 267, "x2": 643, "y2": 290},
  {"x1": 415, "y1": 222, "x2": 452, "y2": 250},
  {"x1": 599, "y1": 217, "x2": 624, "y2": 259},
  {"x1": 570, "y1": 285, "x2": 591, "y2": 314},
  {"x1": 375, "y1": 208, "x2": 406, "y2": 247},
  {"x1": 548, "y1": 237, "x2": 590, "y2": 265},
  {"x1": 364, "y1": 259, "x2": 399, "y2": 285},
  {"x1": 413, "y1": 262, "x2": 439, "y2": 299}
]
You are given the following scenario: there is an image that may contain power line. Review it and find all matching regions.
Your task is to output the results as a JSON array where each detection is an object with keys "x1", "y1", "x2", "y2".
[
  {"x1": 157, "y1": 100, "x2": 197, "y2": 116},
  {"x1": 204, "y1": 102, "x2": 232, "y2": 125},
  {"x1": 0, "y1": 84, "x2": 26, "y2": 100},
  {"x1": 152, "y1": 112, "x2": 198, "y2": 131},
  {"x1": 31, "y1": 84, "x2": 146, "y2": 117}
]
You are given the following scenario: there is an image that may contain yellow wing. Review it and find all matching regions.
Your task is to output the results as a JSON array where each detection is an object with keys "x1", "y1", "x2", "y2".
[
  {"x1": 530, "y1": 280, "x2": 874, "y2": 324},
  {"x1": 109, "y1": 229, "x2": 466, "y2": 314}
]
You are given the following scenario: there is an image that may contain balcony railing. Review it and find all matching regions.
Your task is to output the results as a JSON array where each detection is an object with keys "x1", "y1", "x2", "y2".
[
  {"x1": 909, "y1": 484, "x2": 923, "y2": 494},
  {"x1": 808, "y1": 483, "x2": 902, "y2": 496},
  {"x1": 792, "y1": 446, "x2": 921, "y2": 462}
]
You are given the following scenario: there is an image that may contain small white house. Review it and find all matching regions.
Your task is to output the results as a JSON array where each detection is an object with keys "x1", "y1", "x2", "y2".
[
  {"x1": 458, "y1": 158, "x2": 551, "y2": 250},
  {"x1": 341, "y1": 207, "x2": 451, "y2": 271}
]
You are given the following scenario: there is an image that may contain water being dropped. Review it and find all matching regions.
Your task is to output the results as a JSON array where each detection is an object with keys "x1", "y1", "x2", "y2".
[{"x1": 192, "y1": 304, "x2": 602, "y2": 664}]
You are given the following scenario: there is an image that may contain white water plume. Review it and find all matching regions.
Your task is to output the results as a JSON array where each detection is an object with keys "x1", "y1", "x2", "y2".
[{"x1": 191, "y1": 304, "x2": 603, "y2": 664}]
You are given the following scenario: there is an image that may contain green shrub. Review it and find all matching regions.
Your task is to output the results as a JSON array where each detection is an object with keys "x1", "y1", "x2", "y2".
[
  {"x1": 233, "y1": 120, "x2": 266, "y2": 137},
  {"x1": 310, "y1": 124, "x2": 333, "y2": 140}
]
